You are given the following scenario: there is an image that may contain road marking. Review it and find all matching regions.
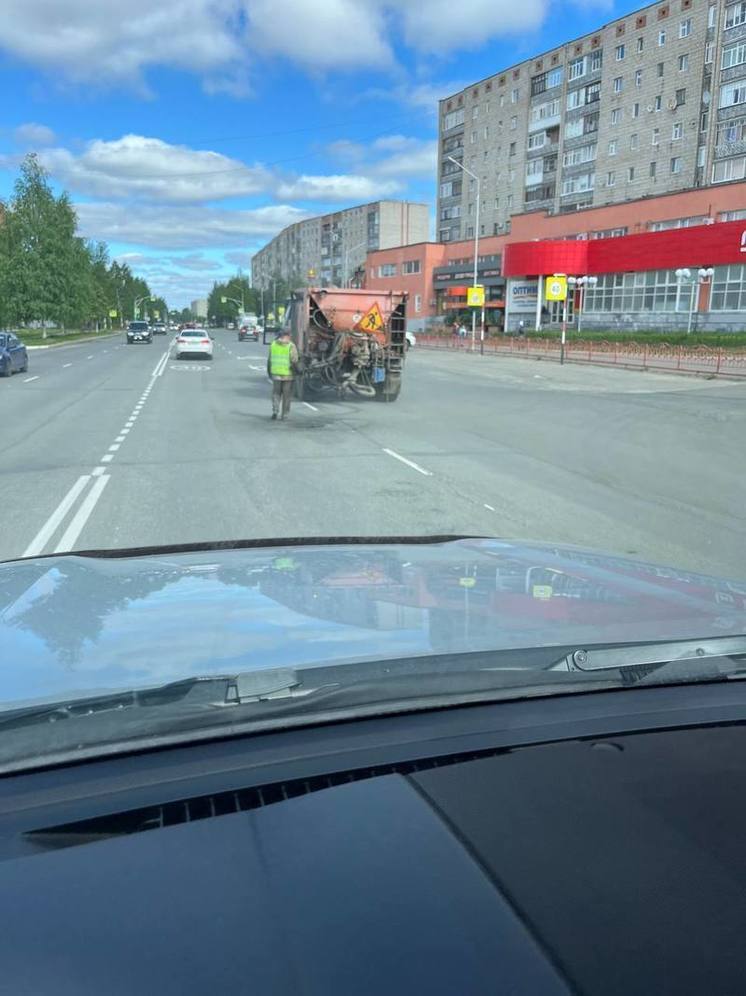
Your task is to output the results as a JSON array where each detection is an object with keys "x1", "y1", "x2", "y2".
[
  {"x1": 87, "y1": 354, "x2": 94, "y2": 359},
  {"x1": 108, "y1": 443, "x2": 120, "y2": 452},
  {"x1": 249, "y1": 364, "x2": 262, "y2": 371},
  {"x1": 484, "y1": 503, "x2": 496, "y2": 512},
  {"x1": 92, "y1": 466, "x2": 106, "y2": 477},
  {"x1": 63, "y1": 362, "x2": 72, "y2": 368},
  {"x1": 125, "y1": 420, "x2": 135, "y2": 427},
  {"x1": 382, "y1": 448, "x2": 433, "y2": 477},
  {"x1": 22, "y1": 475, "x2": 91, "y2": 558},
  {"x1": 151, "y1": 351, "x2": 169, "y2": 378},
  {"x1": 120, "y1": 427, "x2": 130, "y2": 435},
  {"x1": 54, "y1": 475, "x2": 110, "y2": 553},
  {"x1": 23, "y1": 376, "x2": 39, "y2": 383},
  {"x1": 302, "y1": 401, "x2": 319, "y2": 411},
  {"x1": 101, "y1": 454, "x2": 113, "y2": 463},
  {"x1": 115, "y1": 435, "x2": 126, "y2": 443}
]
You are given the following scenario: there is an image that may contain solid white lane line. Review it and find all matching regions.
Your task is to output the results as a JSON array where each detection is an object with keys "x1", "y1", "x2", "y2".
[
  {"x1": 54, "y1": 475, "x2": 110, "y2": 553},
  {"x1": 302, "y1": 401, "x2": 319, "y2": 412},
  {"x1": 101, "y1": 454, "x2": 113, "y2": 463},
  {"x1": 108, "y1": 443, "x2": 120, "y2": 452},
  {"x1": 484, "y1": 503, "x2": 496, "y2": 512},
  {"x1": 92, "y1": 467, "x2": 106, "y2": 477},
  {"x1": 22, "y1": 475, "x2": 91, "y2": 558},
  {"x1": 23, "y1": 376, "x2": 39, "y2": 383},
  {"x1": 382, "y1": 448, "x2": 433, "y2": 477},
  {"x1": 63, "y1": 363, "x2": 72, "y2": 368}
]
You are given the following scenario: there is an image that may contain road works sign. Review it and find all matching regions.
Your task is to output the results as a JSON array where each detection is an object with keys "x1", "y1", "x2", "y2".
[
  {"x1": 466, "y1": 285, "x2": 485, "y2": 307},
  {"x1": 545, "y1": 275, "x2": 568, "y2": 301},
  {"x1": 355, "y1": 302, "x2": 384, "y2": 333}
]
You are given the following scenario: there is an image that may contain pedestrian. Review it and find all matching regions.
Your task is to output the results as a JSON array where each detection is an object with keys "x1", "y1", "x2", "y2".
[
  {"x1": 267, "y1": 329, "x2": 299, "y2": 421},
  {"x1": 518, "y1": 319, "x2": 525, "y2": 337},
  {"x1": 458, "y1": 322, "x2": 467, "y2": 340},
  {"x1": 451, "y1": 320, "x2": 460, "y2": 343}
]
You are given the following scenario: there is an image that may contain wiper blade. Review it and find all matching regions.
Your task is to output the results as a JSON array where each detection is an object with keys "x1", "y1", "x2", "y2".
[{"x1": 560, "y1": 635, "x2": 746, "y2": 683}]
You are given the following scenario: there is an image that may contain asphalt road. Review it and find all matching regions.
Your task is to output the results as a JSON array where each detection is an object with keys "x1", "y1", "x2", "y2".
[{"x1": 0, "y1": 328, "x2": 744, "y2": 579}]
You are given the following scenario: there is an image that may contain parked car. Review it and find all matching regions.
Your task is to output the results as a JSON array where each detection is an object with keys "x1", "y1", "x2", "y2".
[
  {"x1": 0, "y1": 333, "x2": 28, "y2": 376},
  {"x1": 126, "y1": 321, "x2": 152, "y2": 344},
  {"x1": 238, "y1": 324, "x2": 259, "y2": 341},
  {"x1": 227, "y1": 322, "x2": 236, "y2": 330},
  {"x1": 405, "y1": 331, "x2": 416, "y2": 350},
  {"x1": 174, "y1": 328, "x2": 213, "y2": 359}
]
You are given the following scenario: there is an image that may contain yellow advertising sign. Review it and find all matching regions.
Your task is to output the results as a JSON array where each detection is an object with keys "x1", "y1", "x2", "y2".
[
  {"x1": 356, "y1": 302, "x2": 384, "y2": 333},
  {"x1": 108, "y1": 308, "x2": 118, "y2": 318},
  {"x1": 467, "y1": 285, "x2": 485, "y2": 307},
  {"x1": 545, "y1": 275, "x2": 568, "y2": 301},
  {"x1": 532, "y1": 584, "x2": 553, "y2": 600}
]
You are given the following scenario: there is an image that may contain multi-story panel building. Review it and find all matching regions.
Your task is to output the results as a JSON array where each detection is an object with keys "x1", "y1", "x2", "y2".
[
  {"x1": 438, "y1": 0, "x2": 739, "y2": 242},
  {"x1": 251, "y1": 200, "x2": 429, "y2": 290},
  {"x1": 190, "y1": 298, "x2": 208, "y2": 319}
]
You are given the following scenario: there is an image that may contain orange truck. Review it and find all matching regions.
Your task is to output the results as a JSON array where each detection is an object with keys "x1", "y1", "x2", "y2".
[{"x1": 286, "y1": 287, "x2": 407, "y2": 403}]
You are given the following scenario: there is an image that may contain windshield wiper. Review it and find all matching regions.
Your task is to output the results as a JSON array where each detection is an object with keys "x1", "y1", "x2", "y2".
[{"x1": 558, "y1": 635, "x2": 746, "y2": 684}]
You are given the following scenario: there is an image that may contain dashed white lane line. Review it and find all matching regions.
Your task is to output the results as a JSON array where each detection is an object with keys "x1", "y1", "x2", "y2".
[
  {"x1": 63, "y1": 363, "x2": 72, "y2": 368},
  {"x1": 23, "y1": 376, "x2": 39, "y2": 383},
  {"x1": 101, "y1": 454, "x2": 113, "y2": 463},
  {"x1": 120, "y1": 428, "x2": 130, "y2": 435},
  {"x1": 115, "y1": 435, "x2": 126, "y2": 443},
  {"x1": 54, "y1": 475, "x2": 110, "y2": 553},
  {"x1": 125, "y1": 420, "x2": 135, "y2": 427},
  {"x1": 484, "y1": 503, "x2": 496, "y2": 512},
  {"x1": 22, "y1": 475, "x2": 91, "y2": 558},
  {"x1": 108, "y1": 443, "x2": 120, "y2": 452},
  {"x1": 302, "y1": 401, "x2": 319, "y2": 412},
  {"x1": 382, "y1": 448, "x2": 433, "y2": 477},
  {"x1": 92, "y1": 466, "x2": 106, "y2": 477},
  {"x1": 87, "y1": 355, "x2": 94, "y2": 360},
  {"x1": 249, "y1": 364, "x2": 262, "y2": 371}
]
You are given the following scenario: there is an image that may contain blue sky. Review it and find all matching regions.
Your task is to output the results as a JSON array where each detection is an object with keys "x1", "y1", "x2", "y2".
[{"x1": 0, "y1": 0, "x2": 633, "y2": 307}]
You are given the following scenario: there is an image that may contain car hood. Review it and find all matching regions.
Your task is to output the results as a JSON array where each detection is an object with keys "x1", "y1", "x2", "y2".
[{"x1": 1, "y1": 538, "x2": 744, "y2": 710}]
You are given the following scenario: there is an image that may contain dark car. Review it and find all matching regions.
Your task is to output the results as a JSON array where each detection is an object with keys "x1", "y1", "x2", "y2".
[
  {"x1": 0, "y1": 332, "x2": 28, "y2": 376},
  {"x1": 238, "y1": 324, "x2": 259, "y2": 341},
  {"x1": 126, "y1": 321, "x2": 152, "y2": 344},
  {"x1": 151, "y1": 322, "x2": 167, "y2": 335}
]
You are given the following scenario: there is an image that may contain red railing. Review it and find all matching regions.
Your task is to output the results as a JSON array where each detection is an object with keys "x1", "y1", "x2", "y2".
[{"x1": 415, "y1": 335, "x2": 746, "y2": 378}]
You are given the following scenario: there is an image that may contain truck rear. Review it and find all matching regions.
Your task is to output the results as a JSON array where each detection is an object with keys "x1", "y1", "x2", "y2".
[{"x1": 287, "y1": 288, "x2": 407, "y2": 402}]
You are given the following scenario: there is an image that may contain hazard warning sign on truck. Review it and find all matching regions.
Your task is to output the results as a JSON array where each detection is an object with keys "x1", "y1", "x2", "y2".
[{"x1": 355, "y1": 302, "x2": 384, "y2": 333}]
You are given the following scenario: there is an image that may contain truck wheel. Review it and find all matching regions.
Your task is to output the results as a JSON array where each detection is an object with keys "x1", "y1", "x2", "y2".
[{"x1": 375, "y1": 374, "x2": 401, "y2": 402}]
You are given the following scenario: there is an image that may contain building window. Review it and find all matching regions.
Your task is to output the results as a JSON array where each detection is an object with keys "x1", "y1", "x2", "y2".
[
  {"x1": 613, "y1": 76, "x2": 623, "y2": 93},
  {"x1": 719, "y1": 209, "x2": 746, "y2": 221},
  {"x1": 472, "y1": 105, "x2": 479, "y2": 119},
  {"x1": 607, "y1": 170, "x2": 616, "y2": 186},
  {"x1": 616, "y1": 43, "x2": 626, "y2": 59},
  {"x1": 590, "y1": 49, "x2": 603, "y2": 70},
  {"x1": 507, "y1": 194, "x2": 513, "y2": 208},
  {"x1": 655, "y1": 95, "x2": 662, "y2": 111},
  {"x1": 561, "y1": 171, "x2": 595, "y2": 195},
  {"x1": 709, "y1": 2, "x2": 717, "y2": 26},
  {"x1": 470, "y1": 130, "x2": 477, "y2": 144},
  {"x1": 725, "y1": 2, "x2": 746, "y2": 27},
  {"x1": 586, "y1": 81, "x2": 601, "y2": 103},
  {"x1": 562, "y1": 142, "x2": 597, "y2": 166},
  {"x1": 635, "y1": 69, "x2": 642, "y2": 87},
  {"x1": 484, "y1": 126, "x2": 489, "y2": 139},
  {"x1": 608, "y1": 139, "x2": 618, "y2": 155},
  {"x1": 611, "y1": 108, "x2": 622, "y2": 125},
  {"x1": 697, "y1": 146, "x2": 707, "y2": 167},
  {"x1": 569, "y1": 56, "x2": 586, "y2": 80},
  {"x1": 671, "y1": 156, "x2": 682, "y2": 173},
  {"x1": 710, "y1": 265, "x2": 746, "y2": 311},
  {"x1": 675, "y1": 87, "x2": 686, "y2": 106},
  {"x1": 630, "y1": 133, "x2": 639, "y2": 150},
  {"x1": 403, "y1": 260, "x2": 421, "y2": 274},
  {"x1": 716, "y1": 116, "x2": 746, "y2": 143},
  {"x1": 701, "y1": 111, "x2": 709, "y2": 132},
  {"x1": 652, "y1": 127, "x2": 660, "y2": 145},
  {"x1": 712, "y1": 154, "x2": 746, "y2": 181},
  {"x1": 510, "y1": 116, "x2": 517, "y2": 130},
  {"x1": 511, "y1": 87, "x2": 520, "y2": 102},
  {"x1": 637, "y1": 36, "x2": 644, "y2": 52},
  {"x1": 414, "y1": 294, "x2": 422, "y2": 313},
  {"x1": 628, "y1": 166, "x2": 635, "y2": 180},
  {"x1": 658, "y1": 29, "x2": 666, "y2": 44},
  {"x1": 672, "y1": 121, "x2": 683, "y2": 139},
  {"x1": 527, "y1": 131, "x2": 546, "y2": 150},
  {"x1": 525, "y1": 159, "x2": 544, "y2": 183},
  {"x1": 509, "y1": 142, "x2": 516, "y2": 156},
  {"x1": 584, "y1": 269, "x2": 694, "y2": 314},
  {"x1": 650, "y1": 161, "x2": 657, "y2": 177},
  {"x1": 548, "y1": 66, "x2": 563, "y2": 87},
  {"x1": 657, "y1": 61, "x2": 665, "y2": 78},
  {"x1": 531, "y1": 72, "x2": 547, "y2": 96},
  {"x1": 720, "y1": 81, "x2": 746, "y2": 106},
  {"x1": 378, "y1": 264, "x2": 397, "y2": 277},
  {"x1": 632, "y1": 102, "x2": 640, "y2": 118},
  {"x1": 679, "y1": 17, "x2": 692, "y2": 36},
  {"x1": 722, "y1": 41, "x2": 746, "y2": 68},
  {"x1": 567, "y1": 88, "x2": 582, "y2": 110},
  {"x1": 444, "y1": 108, "x2": 465, "y2": 129}
]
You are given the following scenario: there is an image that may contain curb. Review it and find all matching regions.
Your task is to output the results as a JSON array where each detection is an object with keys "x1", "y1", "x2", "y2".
[{"x1": 26, "y1": 333, "x2": 120, "y2": 351}]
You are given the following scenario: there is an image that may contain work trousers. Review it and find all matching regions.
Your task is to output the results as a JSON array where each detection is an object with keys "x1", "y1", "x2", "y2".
[{"x1": 272, "y1": 378, "x2": 293, "y2": 416}]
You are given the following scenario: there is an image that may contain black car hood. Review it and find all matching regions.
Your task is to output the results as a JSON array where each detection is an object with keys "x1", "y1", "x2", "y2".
[{"x1": 1, "y1": 537, "x2": 745, "y2": 713}]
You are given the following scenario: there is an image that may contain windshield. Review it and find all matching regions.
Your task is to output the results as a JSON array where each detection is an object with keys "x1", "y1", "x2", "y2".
[{"x1": 0, "y1": 0, "x2": 745, "y2": 766}]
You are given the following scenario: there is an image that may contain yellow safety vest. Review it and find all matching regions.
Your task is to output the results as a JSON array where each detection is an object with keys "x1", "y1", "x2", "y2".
[{"x1": 270, "y1": 340, "x2": 292, "y2": 377}]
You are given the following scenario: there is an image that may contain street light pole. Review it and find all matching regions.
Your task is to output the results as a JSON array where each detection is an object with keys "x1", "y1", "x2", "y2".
[
  {"x1": 568, "y1": 275, "x2": 598, "y2": 335},
  {"x1": 343, "y1": 241, "x2": 367, "y2": 288},
  {"x1": 448, "y1": 155, "x2": 480, "y2": 352}
]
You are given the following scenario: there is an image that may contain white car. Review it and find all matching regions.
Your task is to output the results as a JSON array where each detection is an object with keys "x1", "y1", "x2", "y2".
[
  {"x1": 405, "y1": 331, "x2": 416, "y2": 350},
  {"x1": 174, "y1": 328, "x2": 214, "y2": 360}
]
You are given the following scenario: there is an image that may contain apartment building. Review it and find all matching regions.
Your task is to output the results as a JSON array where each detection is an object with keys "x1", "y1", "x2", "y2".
[
  {"x1": 190, "y1": 298, "x2": 208, "y2": 319},
  {"x1": 251, "y1": 200, "x2": 429, "y2": 291},
  {"x1": 438, "y1": 0, "x2": 742, "y2": 242}
]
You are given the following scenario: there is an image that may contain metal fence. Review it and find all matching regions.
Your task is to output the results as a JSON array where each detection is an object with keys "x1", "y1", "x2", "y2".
[{"x1": 415, "y1": 335, "x2": 746, "y2": 379}]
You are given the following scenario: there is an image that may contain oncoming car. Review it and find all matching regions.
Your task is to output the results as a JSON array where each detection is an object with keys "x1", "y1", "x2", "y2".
[
  {"x1": 126, "y1": 321, "x2": 152, "y2": 344},
  {"x1": 174, "y1": 328, "x2": 214, "y2": 359}
]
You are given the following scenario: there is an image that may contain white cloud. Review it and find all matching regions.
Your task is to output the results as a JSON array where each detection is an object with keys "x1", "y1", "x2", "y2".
[
  {"x1": 275, "y1": 173, "x2": 401, "y2": 202},
  {"x1": 0, "y1": 1, "x2": 547, "y2": 89},
  {"x1": 326, "y1": 134, "x2": 436, "y2": 180},
  {"x1": 75, "y1": 201, "x2": 309, "y2": 250},
  {"x1": 223, "y1": 250, "x2": 253, "y2": 268},
  {"x1": 40, "y1": 135, "x2": 271, "y2": 203},
  {"x1": 168, "y1": 254, "x2": 224, "y2": 271},
  {"x1": 14, "y1": 122, "x2": 56, "y2": 147}
]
